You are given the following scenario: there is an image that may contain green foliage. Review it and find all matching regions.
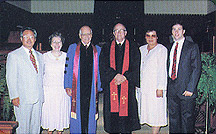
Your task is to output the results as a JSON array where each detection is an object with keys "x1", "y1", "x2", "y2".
[
  {"x1": 0, "y1": 56, "x2": 15, "y2": 121},
  {"x1": 197, "y1": 53, "x2": 216, "y2": 114},
  {"x1": 210, "y1": 0, "x2": 216, "y2": 5}
]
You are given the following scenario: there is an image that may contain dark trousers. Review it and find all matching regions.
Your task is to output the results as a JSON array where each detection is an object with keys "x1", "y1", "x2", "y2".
[{"x1": 168, "y1": 95, "x2": 196, "y2": 133}]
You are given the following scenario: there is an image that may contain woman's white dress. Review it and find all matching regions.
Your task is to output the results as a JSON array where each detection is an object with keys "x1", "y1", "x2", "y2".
[
  {"x1": 136, "y1": 44, "x2": 168, "y2": 126},
  {"x1": 41, "y1": 51, "x2": 71, "y2": 131}
]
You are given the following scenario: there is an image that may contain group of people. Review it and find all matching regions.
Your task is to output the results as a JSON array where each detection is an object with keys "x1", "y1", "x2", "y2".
[{"x1": 6, "y1": 21, "x2": 201, "y2": 134}]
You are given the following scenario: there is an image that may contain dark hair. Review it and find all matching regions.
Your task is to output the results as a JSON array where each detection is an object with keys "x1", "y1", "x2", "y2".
[
  {"x1": 146, "y1": 29, "x2": 157, "y2": 34},
  {"x1": 20, "y1": 27, "x2": 37, "y2": 38},
  {"x1": 171, "y1": 20, "x2": 185, "y2": 30},
  {"x1": 48, "y1": 32, "x2": 65, "y2": 45}
]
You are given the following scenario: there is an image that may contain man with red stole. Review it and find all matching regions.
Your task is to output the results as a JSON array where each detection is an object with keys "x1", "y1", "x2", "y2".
[
  {"x1": 99, "y1": 23, "x2": 141, "y2": 133},
  {"x1": 64, "y1": 25, "x2": 102, "y2": 133}
]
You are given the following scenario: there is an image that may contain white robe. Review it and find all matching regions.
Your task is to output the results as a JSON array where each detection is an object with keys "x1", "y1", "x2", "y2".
[{"x1": 136, "y1": 44, "x2": 168, "y2": 126}]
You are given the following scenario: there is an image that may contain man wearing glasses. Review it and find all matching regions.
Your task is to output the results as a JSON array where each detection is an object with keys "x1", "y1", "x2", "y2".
[
  {"x1": 6, "y1": 27, "x2": 44, "y2": 133},
  {"x1": 64, "y1": 25, "x2": 102, "y2": 133},
  {"x1": 99, "y1": 23, "x2": 141, "y2": 133}
]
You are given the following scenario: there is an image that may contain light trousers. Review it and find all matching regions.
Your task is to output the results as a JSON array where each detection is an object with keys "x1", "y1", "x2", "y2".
[{"x1": 14, "y1": 100, "x2": 42, "y2": 134}]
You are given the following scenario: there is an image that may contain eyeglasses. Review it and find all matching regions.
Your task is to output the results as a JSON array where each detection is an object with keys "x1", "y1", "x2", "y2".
[
  {"x1": 145, "y1": 34, "x2": 157, "y2": 38},
  {"x1": 52, "y1": 41, "x2": 62, "y2": 44},
  {"x1": 113, "y1": 29, "x2": 126, "y2": 34},
  {"x1": 23, "y1": 35, "x2": 35, "y2": 40},
  {"x1": 81, "y1": 33, "x2": 92, "y2": 36}
]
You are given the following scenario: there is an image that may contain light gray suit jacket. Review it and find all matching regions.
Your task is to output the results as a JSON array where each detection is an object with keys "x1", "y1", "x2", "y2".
[{"x1": 6, "y1": 46, "x2": 44, "y2": 104}]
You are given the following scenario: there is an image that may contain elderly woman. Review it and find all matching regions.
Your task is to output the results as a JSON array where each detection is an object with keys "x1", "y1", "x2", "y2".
[
  {"x1": 41, "y1": 32, "x2": 70, "y2": 134},
  {"x1": 136, "y1": 30, "x2": 168, "y2": 134}
]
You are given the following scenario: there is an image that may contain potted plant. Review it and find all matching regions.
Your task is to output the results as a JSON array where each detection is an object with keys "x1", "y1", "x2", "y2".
[
  {"x1": 196, "y1": 53, "x2": 216, "y2": 133},
  {"x1": 0, "y1": 59, "x2": 15, "y2": 121}
]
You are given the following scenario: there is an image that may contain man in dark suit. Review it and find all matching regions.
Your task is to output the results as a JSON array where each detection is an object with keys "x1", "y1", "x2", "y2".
[{"x1": 167, "y1": 22, "x2": 201, "y2": 133}]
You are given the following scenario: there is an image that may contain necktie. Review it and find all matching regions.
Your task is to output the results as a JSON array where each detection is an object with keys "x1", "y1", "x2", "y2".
[
  {"x1": 171, "y1": 42, "x2": 178, "y2": 80},
  {"x1": 29, "y1": 50, "x2": 38, "y2": 73}
]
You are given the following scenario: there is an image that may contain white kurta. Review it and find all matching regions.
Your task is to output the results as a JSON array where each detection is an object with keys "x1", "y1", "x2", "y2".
[
  {"x1": 41, "y1": 51, "x2": 71, "y2": 131},
  {"x1": 136, "y1": 44, "x2": 168, "y2": 126}
]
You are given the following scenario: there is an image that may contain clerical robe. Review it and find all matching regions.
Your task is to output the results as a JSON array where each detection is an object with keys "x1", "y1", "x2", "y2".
[
  {"x1": 64, "y1": 43, "x2": 102, "y2": 134},
  {"x1": 99, "y1": 40, "x2": 141, "y2": 133}
]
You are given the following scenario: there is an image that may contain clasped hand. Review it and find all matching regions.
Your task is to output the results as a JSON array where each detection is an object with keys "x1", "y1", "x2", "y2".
[{"x1": 114, "y1": 74, "x2": 127, "y2": 85}]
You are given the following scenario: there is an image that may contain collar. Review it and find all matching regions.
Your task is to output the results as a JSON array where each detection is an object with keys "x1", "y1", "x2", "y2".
[
  {"x1": 174, "y1": 37, "x2": 185, "y2": 45},
  {"x1": 81, "y1": 41, "x2": 91, "y2": 48},
  {"x1": 22, "y1": 45, "x2": 35, "y2": 55},
  {"x1": 116, "y1": 39, "x2": 125, "y2": 45}
]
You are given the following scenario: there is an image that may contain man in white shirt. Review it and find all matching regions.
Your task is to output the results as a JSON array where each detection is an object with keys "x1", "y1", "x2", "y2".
[{"x1": 167, "y1": 22, "x2": 201, "y2": 133}]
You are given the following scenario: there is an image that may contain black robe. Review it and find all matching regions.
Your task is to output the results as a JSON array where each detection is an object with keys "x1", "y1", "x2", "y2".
[
  {"x1": 80, "y1": 43, "x2": 93, "y2": 133},
  {"x1": 99, "y1": 40, "x2": 141, "y2": 133}
]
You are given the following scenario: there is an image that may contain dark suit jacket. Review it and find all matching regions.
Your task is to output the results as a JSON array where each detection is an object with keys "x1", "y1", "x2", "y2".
[{"x1": 167, "y1": 39, "x2": 201, "y2": 99}]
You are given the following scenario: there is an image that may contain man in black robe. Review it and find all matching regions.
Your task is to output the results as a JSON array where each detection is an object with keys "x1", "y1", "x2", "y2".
[{"x1": 99, "y1": 23, "x2": 141, "y2": 133}]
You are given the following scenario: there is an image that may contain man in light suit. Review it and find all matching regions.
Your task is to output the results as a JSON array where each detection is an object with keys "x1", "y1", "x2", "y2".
[
  {"x1": 6, "y1": 27, "x2": 44, "y2": 133},
  {"x1": 167, "y1": 22, "x2": 201, "y2": 133}
]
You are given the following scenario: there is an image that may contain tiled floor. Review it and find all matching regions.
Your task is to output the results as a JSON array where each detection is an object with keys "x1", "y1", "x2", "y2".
[{"x1": 42, "y1": 93, "x2": 169, "y2": 134}]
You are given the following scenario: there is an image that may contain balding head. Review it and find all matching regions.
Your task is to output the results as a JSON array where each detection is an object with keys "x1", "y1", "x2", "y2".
[
  {"x1": 79, "y1": 25, "x2": 92, "y2": 45},
  {"x1": 113, "y1": 23, "x2": 127, "y2": 42},
  {"x1": 79, "y1": 26, "x2": 92, "y2": 35},
  {"x1": 113, "y1": 23, "x2": 126, "y2": 32}
]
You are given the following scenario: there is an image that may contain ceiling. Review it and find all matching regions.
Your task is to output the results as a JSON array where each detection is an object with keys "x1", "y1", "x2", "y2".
[{"x1": 4, "y1": 0, "x2": 216, "y2": 15}]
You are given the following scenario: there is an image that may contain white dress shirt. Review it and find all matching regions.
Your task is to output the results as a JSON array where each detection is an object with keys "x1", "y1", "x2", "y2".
[
  {"x1": 116, "y1": 39, "x2": 125, "y2": 46},
  {"x1": 81, "y1": 41, "x2": 91, "y2": 48},
  {"x1": 169, "y1": 37, "x2": 185, "y2": 78}
]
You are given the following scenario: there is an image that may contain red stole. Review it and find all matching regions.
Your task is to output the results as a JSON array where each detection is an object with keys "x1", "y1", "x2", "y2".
[
  {"x1": 110, "y1": 39, "x2": 129, "y2": 116},
  {"x1": 71, "y1": 43, "x2": 99, "y2": 119}
]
